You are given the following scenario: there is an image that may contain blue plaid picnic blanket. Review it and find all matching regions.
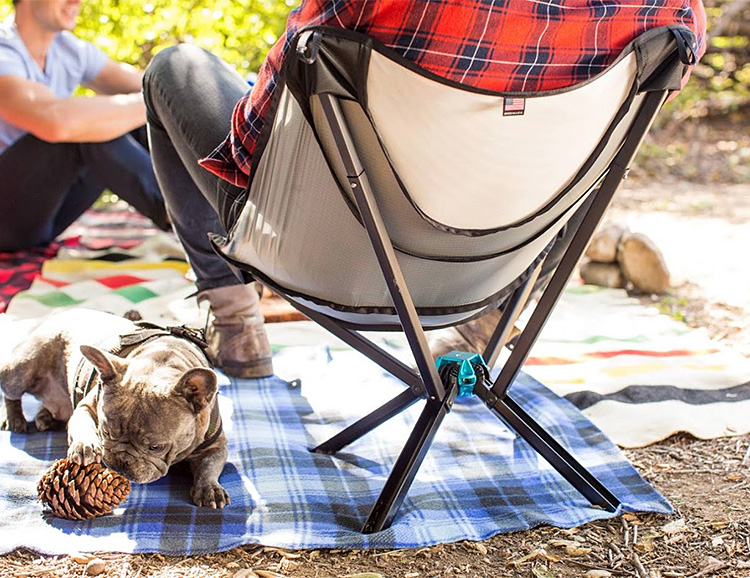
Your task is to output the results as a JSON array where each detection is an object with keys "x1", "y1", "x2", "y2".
[{"x1": 0, "y1": 345, "x2": 670, "y2": 554}]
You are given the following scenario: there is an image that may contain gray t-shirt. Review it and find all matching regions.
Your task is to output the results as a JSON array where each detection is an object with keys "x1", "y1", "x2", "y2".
[{"x1": 0, "y1": 17, "x2": 108, "y2": 153}]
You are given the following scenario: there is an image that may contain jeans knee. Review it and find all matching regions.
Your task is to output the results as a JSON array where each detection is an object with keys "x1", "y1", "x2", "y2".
[
  {"x1": 145, "y1": 44, "x2": 212, "y2": 86},
  {"x1": 143, "y1": 44, "x2": 215, "y2": 126}
]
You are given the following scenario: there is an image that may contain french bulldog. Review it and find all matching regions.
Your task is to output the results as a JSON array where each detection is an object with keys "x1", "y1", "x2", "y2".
[{"x1": 0, "y1": 309, "x2": 229, "y2": 508}]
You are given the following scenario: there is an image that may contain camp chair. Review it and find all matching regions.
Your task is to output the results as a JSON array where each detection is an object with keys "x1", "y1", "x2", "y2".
[{"x1": 212, "y1": 25, "x2": 697, "y2": 533}]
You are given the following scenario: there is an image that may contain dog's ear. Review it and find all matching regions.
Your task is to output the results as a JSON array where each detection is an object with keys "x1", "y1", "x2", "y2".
[
  {"x1": 80, "y1": 345, "x2": 128, "y2": 383},
  {"x1": 175, "y1": 368, "x2": 218, "y2": 413}
]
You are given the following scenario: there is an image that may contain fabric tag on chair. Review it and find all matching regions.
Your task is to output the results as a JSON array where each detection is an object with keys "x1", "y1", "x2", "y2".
[{"x1": 503, "y1": 97, "x2": 526, "y2": 116}]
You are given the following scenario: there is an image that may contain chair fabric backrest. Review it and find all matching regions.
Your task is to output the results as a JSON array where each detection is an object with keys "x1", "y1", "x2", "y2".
[{"x1": 215, "y1": 26, "x2": 691, "y2": 328}]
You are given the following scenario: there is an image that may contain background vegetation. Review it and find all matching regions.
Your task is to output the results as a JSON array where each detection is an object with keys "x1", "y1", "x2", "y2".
[{"x1": 0, "y1": 0, "x2": 295, "y2": 78}]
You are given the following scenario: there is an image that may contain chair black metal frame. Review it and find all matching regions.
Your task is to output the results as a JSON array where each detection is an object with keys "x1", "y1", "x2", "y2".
[
  {"x1": 214, "y1": 24, "x2": 696, "y2": 534},
  {"x1": 256, "y1": 87, "x2": 667, "y2": 534}
]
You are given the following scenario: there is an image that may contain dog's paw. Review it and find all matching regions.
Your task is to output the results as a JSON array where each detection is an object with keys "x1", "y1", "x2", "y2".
[
  {"x1": 34, "y1": 408, "x2": 66, "y2": 432},
  {"x1": 67, "y1": 436, "x2": 102, "y2": 466},
  {"x1": 191, "y1": 481, "x2": 230, "y2": 509},
  {"x1": 0, "y1": 408, "x2": 28, "y2": 433}
]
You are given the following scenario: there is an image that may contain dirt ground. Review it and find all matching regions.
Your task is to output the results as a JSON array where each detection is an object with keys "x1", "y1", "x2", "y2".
[{"x1": 2, "y1": 116, "x2": 749, "y2": 577}]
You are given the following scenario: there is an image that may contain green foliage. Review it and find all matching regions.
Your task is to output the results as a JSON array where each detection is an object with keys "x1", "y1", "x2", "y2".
[
  {"x1": 663, "y1": 0, "x2": 750, "y2": 118},
  {"x1": 0, "y1": 0, "x2": 295, "y2": 74}
]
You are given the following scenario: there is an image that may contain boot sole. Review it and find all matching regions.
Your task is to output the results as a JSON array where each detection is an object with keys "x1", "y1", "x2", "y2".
[{"x1": 218, "y1": 358, "x2": 274, "y2": 379}]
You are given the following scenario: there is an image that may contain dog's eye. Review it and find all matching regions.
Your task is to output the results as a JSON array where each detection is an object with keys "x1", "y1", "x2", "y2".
[{"x1": 148, "y1": 443, "x2": 165, "y2": 452}]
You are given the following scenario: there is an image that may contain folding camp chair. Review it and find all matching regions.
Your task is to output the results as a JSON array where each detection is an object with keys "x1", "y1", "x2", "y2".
[{"x1": 212, "y1": 24, "x2": 697, "y2": 533}]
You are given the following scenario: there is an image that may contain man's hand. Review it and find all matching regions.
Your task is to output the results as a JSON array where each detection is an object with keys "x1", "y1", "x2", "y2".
[{"x1": 86, "y1": 59, "x2": 144, "y2": 95}]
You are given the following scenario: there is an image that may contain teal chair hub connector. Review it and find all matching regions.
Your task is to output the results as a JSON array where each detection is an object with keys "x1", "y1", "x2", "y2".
[{"x1": 435, "y1": 351, "x2": 490, "y2": 398}]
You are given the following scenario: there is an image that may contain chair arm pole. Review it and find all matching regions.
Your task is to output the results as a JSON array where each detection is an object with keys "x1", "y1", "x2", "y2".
[{"x1": 317, "y1": 93, "x2": 446, "y2": 402}]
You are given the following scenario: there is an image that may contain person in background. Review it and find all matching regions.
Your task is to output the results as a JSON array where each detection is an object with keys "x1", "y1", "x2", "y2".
[
  {"x1": 143, "y1": 0, "x2": 707, "y2": 378},
  {"x1": 0, "y1": 0, "x2": 168, "y2": 253}
]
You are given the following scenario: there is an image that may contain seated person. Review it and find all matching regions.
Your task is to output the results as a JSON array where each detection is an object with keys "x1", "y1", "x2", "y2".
[
  {"x1": 0, "y1": 0, "x2": 168, "y2": 253},
  {"x1": 142, "y1": 0, "x2": 707, "y2": 378}
]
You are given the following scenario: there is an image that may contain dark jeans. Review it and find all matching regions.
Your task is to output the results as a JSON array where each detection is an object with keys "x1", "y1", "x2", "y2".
[
  {"x1": 0, "y1": 127, "x2": 168, "y2": 251},
  {"x1": 142, "y1": 44, "x2": 248, "y2": 292}
]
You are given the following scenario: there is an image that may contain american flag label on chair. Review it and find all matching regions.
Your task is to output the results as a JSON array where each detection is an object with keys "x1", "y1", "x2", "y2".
[{"x1": 503, "y1": 97, "x2": 526, "y2": 116}]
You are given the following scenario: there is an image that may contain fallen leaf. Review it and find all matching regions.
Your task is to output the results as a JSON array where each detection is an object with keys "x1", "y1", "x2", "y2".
[
  {"x1": 344, "y1": 574, "x2": 386, "y2": 578},
  {"x1": 531, "y1": 566, "x2": 555, "y2": 578},
  {"x1": 667, "y1": 533, "x2": 686, "y2": 545},
  {"x1": 255, "y1": 571, "x2": 286, "y2": 578},
  {"x1": 635, "y1": 531, "x2": 659, "y2": 553},
  {"x1": 661, "y1": 519, "x2": 687, "y2": 534},
  {"x1": 509, "y1": 548, "x2": 561, "y2": 566},
  {"x1": 469, "y1": 542, "x2": 488, "y2": 555},
  {"x1": 85, "y1": 558, "x2": 107, "y2": 576},
  {"x1": 278, "y1": 551, "x2": 301, "y2": 559},
  {"x1": 550, "y1": 539, "x2": 579, "y2": 548},
  {"x1": 232, "y1": 571, "x2": 258, "y2": 578},
  {"x1": 565, "y1": 545, "x2": 592, "y2": 556},
  {"x1": 585, "y1": 571, "x2": 612, "y2": 578},
  {"x1": 692, "y1": 556, "x2": 728, "y2": 578},
  {"x1": 69, "y1": 553, "x2": 95, "y2": 564}
]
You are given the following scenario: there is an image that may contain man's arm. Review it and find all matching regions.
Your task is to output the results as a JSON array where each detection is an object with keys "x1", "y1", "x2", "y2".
[
  {"x1": 85, "y1": 59, "x2": 144, "y2": 95},
  {"x1": 0, "y1": 74, "x2": 146, "y2": 143}
]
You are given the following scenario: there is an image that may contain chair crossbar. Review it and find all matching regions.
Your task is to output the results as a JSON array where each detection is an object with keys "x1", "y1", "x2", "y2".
[{"x1": 312, "y1": 387, "x2": 421, "y2": 455}]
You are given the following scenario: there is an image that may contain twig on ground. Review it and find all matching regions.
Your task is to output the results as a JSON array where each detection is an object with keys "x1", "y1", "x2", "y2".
[{"x1": 632, "y1": 552, "x2": 648, "y2": 578}]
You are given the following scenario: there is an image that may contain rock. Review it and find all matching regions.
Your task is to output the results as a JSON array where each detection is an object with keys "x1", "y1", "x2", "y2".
[
  {"x1": 585, "y1": 222, "x2": 628, "y2": 263},
  {"x1": 579, "y1": 261, "x2": 625, "y2": 288},
  {"x1": 617, "y1": 233, "x2": 670, "y2": 294}
]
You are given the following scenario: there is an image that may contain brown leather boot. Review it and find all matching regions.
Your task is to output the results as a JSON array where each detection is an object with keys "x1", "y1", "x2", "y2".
[
  {"x1": 199, "y1": 284, "x2": 274, "y2": 378},
  {"x1": 428, "y1": 309, "x2": 519, "y2": 360}
]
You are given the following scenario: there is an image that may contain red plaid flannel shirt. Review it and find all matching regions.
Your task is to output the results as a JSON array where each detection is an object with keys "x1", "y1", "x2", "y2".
[{"x1": 199, "y1": 0, "x2": 706, "y2": 189}]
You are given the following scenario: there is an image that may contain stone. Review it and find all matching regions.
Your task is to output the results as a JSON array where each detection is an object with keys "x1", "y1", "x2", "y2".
[
  {"x1": 579, "y1": 260, "x2": 626, "y2": 288},
  {"x1": 617, "y1": 232, "x2": 670, "y2": 294},
  {"x1": 585, "y1": 222, "x2": 628, "y2": 263}
]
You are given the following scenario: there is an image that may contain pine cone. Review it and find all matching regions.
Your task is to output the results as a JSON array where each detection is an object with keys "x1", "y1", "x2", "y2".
[{"x1": 37, "y1": 458, "x2": 131, "y2": 520}]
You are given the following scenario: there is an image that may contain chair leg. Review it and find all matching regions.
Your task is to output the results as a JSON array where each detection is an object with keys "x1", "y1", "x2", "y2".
[
  {"x1": 482, "y1": 261, "x2": 543, "y2": 370},
  {"x1": 312, "y1": 388, "x2": 421, "y2": 454},
  {"x1": 481, "y1": 391, "x2": 620, "y2": 512},
  {"x1": 318, "y1": 93, "x2": 445, "y2": 403},
  {"x1": 362, "y1": 389, "x2": 456, "y2": 534}
]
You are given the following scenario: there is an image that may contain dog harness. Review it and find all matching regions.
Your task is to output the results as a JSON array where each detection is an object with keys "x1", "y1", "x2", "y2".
[{"x1": 72, "y1": 322, "x2": 223, "y2": 452}]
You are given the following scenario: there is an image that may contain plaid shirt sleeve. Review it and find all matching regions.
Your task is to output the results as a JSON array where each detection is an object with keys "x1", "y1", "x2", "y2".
[{"x1": 199, "y1": 0, "x2": 707, "y2": 189}]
